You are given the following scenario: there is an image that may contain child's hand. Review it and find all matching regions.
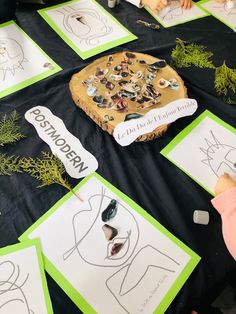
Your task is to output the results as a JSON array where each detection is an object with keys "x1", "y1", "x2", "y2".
[
  {"x1": 142, "y1": 0, "x2": 168, "y2": 13},
  {"x1": 180, "y1": 0, "x2": 193, "y2": 9},
  {"x1": 215, "y1": 173, "x2": 236, "y2": 196}
]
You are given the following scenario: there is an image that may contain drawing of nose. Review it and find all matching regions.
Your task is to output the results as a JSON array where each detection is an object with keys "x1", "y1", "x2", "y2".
[{"x1": 102, "y1": 224, "x2": 118, "y2": 241}]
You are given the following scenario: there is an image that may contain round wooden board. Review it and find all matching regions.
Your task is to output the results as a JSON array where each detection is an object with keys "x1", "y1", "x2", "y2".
[{"x1": 69, "y1": 51, "x2": 187, "y2": 142}]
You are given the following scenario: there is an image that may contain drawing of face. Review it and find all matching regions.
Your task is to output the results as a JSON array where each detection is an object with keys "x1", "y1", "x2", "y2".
[
  {"x1": 57, "y1": 6, "x2": 112, "y2": 46},
  {"x1": 214, "y1": 2, "x2": 236, "y2": 14},
  {"x1": 0, "y1": 38, "x2": 26, "y2": 80},
  {"x1": 158, "y1": 0, "x2": 183, "y2": 20},
  {"x1": 0, "y1": 261, "x2": 33, "y2": 314},
  {"x1": 201, "y1": 130, "x2": 236, "y2": 177},
  {"x1": 63, "y1": 192, "x2": 139, "y2": 267}
]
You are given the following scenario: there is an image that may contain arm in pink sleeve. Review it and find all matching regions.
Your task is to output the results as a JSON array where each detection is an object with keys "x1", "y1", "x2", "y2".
[{"x1": 211, "y1": 187, "x2": 236, "y2": 260}]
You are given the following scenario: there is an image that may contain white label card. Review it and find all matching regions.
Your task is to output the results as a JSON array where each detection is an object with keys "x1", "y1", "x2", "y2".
[
  {"x1": 113, "y1": 98, "x2": 198, "y2": 146},
  {"x1": 25, "y1": 106, "x2": 98, "y2": 178}
]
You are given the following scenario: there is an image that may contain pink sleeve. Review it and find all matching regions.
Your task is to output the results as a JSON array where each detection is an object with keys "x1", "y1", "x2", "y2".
[{"x1": 211, "y1": 187, "x2": 236, "y2": 260}]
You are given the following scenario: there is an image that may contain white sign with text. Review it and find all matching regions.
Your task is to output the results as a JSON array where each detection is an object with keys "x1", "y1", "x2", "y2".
[
  {"x1": 25, "y1": 106, "x2": 98, "y2": 178},
  {"x1": 113, "y1": 98, "x2": 198, "y2": 146}
]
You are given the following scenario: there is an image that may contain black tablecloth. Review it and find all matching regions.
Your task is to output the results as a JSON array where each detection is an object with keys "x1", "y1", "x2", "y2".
[{"x1": 0, "y1": 1, "x2": 236, "y2": 313}]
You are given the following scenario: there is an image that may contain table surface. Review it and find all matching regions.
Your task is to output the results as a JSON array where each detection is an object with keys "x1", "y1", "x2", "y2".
[{"x1": 0, "y1": 0, "x2": 236, "y2": 313}]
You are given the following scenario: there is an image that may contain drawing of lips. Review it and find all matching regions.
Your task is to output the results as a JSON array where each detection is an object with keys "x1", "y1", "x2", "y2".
[
  {"x1": 111, "y1": 243, "x2": 124, "y2": 256},
  {"x1": 107, "y1": 230, "x2": 131, "y2": 260}
]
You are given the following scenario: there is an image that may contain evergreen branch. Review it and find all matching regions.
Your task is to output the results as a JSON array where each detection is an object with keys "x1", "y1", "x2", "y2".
[
  {"x1": 19, "y1": 151, "x2": 83, "y2": 201},
  {"x1": 171, "y1": 38, "x2": 215, "y2": 69},
  {"x1": 223, "y1": 97, "x2": 236, "y2": 105},
  {"x1": 0, "y1": 154, "x2": 22, "y2": 176},
  {"x1": 0, "y1": 110, "x2": 25, "y2": 146},
  {"x1": 215, "y1": 61, "x2": 236, "y2": 96}
]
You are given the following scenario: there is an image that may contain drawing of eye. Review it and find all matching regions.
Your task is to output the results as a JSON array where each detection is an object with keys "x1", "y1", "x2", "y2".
[{"x1": 101, "y1": 199, "x2": 117, "y2": 222}]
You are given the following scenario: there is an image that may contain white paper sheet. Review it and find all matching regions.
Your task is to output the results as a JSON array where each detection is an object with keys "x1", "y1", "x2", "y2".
[
  {"x1": 0, "y1": 243, "x2": 50, "y2": 314},
  {"x1": 199, "y1": 0, "x2": 236, "y2": 31},
  {"x1": 0, "y1": 22, "x2": 59, "y2": 96},
  {"x1": 166, "y1": 116, "x2": 236, "y2": 194},
  {"x1": 147, "y1": 0, "x2": 208, "y2": 27},
  {"x1": 25, "y1": 175, "x2": 193, "y2": 314},
  {"x1": 43, "y1": 0, "x2": 131, "y2": 52}
]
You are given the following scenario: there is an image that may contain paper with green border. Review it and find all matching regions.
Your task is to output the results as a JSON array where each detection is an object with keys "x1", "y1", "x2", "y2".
[
  {"x1": 19, "y1": 172, "x2": 200, "y2": 314},
  {"x1": 0, "y1": 239, "x2": 53, "y2": 314},
  {"x1": 0, "y1": 21, "x2": 61, "y2": 99},
  {"x1": 145, "y1": 1, "x2": 209, "y2": 28},
  {"x1": 38, "y1": 0, "x2": 137, "y2": 60},
  {"x1": 161, "y1": 110, "x2": 236, "y2": 195},
  {"x1": 198, "y1": 0, "x2": 236, "y2": 32}
]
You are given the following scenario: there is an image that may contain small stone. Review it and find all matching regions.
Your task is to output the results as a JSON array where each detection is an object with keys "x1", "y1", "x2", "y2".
[
  {"x1": 93, "y1": 95, "x2": 104, "y2": 104},
  {"x1": 87, "y1": 85, "x2": 97, "y2": 96},
  {"x1": 193, "y1": 210, "x2": 210, "y2": 225},
  {"x1": 102, "y1": 224, "x2": 118, "y2": 241},
  {"x1": 106, "y1": 81, "x2": 115, "y2": 90},
  {"x1": 125, "y1": 52, "x2": 136, "y2": 59}
]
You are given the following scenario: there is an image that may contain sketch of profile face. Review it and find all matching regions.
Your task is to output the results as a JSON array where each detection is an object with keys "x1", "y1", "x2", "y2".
[
  {"x1": 0, "y1": 38, "x2": 27, "y2": 81},
  {"x1": 57, "y1": 6, "x2": 113, "y2": 46},
  {"x1": 0, "y1": 260, "x2": 34, "y2": 314},
  {"x1": 158, "y1": 0, "x2": 183, "y2": 20},
  {"x1": 200, "y1": 130, "x2": 236, "y2": 177},
  {"x1": 63, "y1": 188, "x2": 139, "y2": 267}
]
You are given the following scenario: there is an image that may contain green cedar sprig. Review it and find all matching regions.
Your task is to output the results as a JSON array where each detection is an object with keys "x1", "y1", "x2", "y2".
[
  {"x1": 19, "y1": 151, "x2": 82, "y2": 201},
  {"x1": 19, "y1": 151, "x2": 71, "y2": 189},
  {"x1": 215, "y1": 61, "x2": 236, "y2": 96},
  {"x1": 223, "y1": 97, "x2": 236, "y2": 105},
  {"x1": 171, "y1": 38, "x2": 215, "y2": 69},
  {"x1": 0, "y1": 110, "x2": 25, "y2": 146},
  {"x1": 0, "y1": 154, "x2": 21, "y2": 175}
]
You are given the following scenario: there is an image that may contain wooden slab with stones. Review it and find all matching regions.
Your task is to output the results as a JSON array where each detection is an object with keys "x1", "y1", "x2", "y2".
[{"x1": 69, "y1": 51, "x2": 187, "y2": 142}]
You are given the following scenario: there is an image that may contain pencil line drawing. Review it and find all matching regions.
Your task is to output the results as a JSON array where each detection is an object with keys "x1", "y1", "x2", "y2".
[
  {"x1": 158, "y1": 0, "x2": 183, "y2": 21},
  {"x1": 0, "y1": 260, "x2": 34, "y2": 314},
  {"x1": 213, "y1": 2, "x2": 236, "y2": 15},
  {"x1": 63, "y1": 185, "x2": 180, "y2": 312},
  {"x1": 200, "y1": 130, "x2": 236, "y2": 177},
  {"x1": 56, "y1": 5, "x2": 113, "y2": 46},
  {"x1": 105, "y1": 245, "x2": 180, "y2": 313},
  {"x1": 0, "y1": 38, "x2": 28, "y2": 81},
  {"x1": 63, "y1": 186, "x2": 140, "y2": 266}
]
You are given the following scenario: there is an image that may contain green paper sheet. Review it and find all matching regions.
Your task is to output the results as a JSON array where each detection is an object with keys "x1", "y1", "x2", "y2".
[
  {"x1": 0, "y1": 239, "x2": 53, "y2": 313},
  {"x1": 0, "y1": 21, "x2": 61, "y2": 99},
  {"x1": 146, "y1": 1, "x2": 208, "y2": 28},
  {"x1": 38, "y1": 0, "x2": 137, "y2": 60},
  {"x1": 161, "y1": 110, "x2": 236, "y2": 195},
  {"x1": 20, "y1": 172, "x2": 200, "y2": 314}
]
